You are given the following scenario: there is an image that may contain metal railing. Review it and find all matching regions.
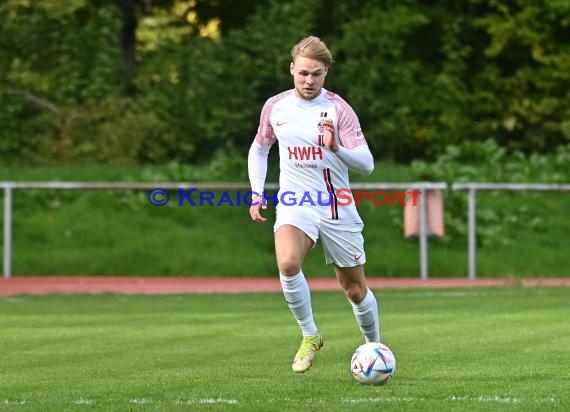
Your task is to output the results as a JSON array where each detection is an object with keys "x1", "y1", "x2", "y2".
[
  {"x1": 451, "y1": 183, "x2": 570, "y2": 280},
  {"x1": 1, "y1": 181, "x2": 447, "y2": 280}
]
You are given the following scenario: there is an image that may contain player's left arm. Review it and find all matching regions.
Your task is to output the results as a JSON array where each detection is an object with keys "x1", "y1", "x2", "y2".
[
  {"x1": 322, "y1": 102, "x2": 374, "y2": 175},
  {"x1": 333, "y1": 144, "x2": 374, "y2": 176}
]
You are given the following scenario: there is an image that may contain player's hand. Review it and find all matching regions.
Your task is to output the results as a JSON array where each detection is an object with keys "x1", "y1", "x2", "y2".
[
  {"x1": 249, "y1": 195, "x2": 267, "y2": 223},
  {"x1": 321, "y1": 119, "x2": 339, "y2": 153}
]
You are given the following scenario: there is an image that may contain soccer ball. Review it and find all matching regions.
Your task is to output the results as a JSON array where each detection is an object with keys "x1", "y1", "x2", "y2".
[{"x1": 351, "y1": 342, "x2": 396, "y2": 386}]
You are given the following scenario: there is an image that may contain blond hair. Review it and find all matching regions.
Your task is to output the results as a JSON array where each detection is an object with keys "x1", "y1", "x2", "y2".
[{"x1": 290, "y1": 36, "x2": 333, "y2": 67}]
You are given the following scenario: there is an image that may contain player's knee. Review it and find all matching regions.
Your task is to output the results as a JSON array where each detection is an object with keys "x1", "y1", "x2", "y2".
[
  {"x1": 277, "y1": 258, "x2": 302, "y2": 276},
  {"x1": 344, "y1": 282, "x2": 367, "y2": 304}
]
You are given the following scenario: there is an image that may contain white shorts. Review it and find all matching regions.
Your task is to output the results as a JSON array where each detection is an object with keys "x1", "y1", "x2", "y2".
[{"x1": 274, "y1": 206, "x2": 366, "y2": 267}]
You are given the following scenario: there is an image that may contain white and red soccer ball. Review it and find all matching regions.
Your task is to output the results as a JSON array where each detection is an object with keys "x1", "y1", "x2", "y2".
[{"x1": 351, "y1": 342, "x2": 396, "y2": 386}]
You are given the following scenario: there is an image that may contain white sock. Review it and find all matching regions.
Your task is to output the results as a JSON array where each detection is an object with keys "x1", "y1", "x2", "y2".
[
  {"x1": 279, "y1": 271, "x2": 318, "y2": 336},
  {"x1": 350, "y1": 288, "x2": 380, "y2": 343}
]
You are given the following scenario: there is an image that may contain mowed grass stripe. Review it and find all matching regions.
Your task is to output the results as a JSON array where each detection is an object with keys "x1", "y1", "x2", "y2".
[{"x1": 0, "y1": 287, "x2": 568, "y2": 411}]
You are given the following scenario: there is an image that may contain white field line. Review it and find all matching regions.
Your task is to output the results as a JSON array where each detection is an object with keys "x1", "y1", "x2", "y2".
[
  {"x1": 448, "y1": 395, "x2": 521, "y2": 404},
  {"x1": 343, "y1": 395, "x2": 559, "y2": 404},
  {"x1": 3, "y1": 396, "x2": 557, "y2": 407},
  {"x1": 175, "y1": 398, "x2": 239, "y2": 405},
  {"x1": 72, "y1": 398, "x2": 95, "y2": 405},
  {"x1": 3, "y1": 400, "x2": 25, "y2": 405},
  {"x1": 129, "y1": 398, "x2": 152, "y2": 404},
  {"x1": 343, "y1": 397, "x2": 422, "y2": 403},
  {"x1": 448, "y1": 395, "x2": 559, "y2": 404}
]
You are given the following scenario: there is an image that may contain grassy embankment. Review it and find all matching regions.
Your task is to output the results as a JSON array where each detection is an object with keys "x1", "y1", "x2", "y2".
[{"x1": 1, "y1": 162, "x2": 568, "y2": 277}]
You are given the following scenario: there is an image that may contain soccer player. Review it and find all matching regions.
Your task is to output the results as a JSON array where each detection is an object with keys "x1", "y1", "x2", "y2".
[{"x1": 248, "y1": 36, "x2": 380, "y2": 373}]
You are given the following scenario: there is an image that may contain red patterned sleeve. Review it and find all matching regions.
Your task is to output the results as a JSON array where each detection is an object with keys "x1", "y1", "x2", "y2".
[
  {"x1": 328, "y1": 92, "x2": 368, "y2": 150},
  {"x1": 255, "y1": 99, "x2": 277, "y2": 147}
]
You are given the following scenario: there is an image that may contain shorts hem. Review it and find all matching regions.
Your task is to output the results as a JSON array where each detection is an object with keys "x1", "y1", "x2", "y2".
[
  {"x1": 274, "y1": 221, "x2": 318, "y2": 246},
  {"x1": 325, "y1": 259, "x2": 366, "y2": 267}
]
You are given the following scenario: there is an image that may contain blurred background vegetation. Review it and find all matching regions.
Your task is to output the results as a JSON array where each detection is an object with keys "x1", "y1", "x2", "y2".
[{"x1": 1, "y1": 0, "x2": 569, "y2": 166}]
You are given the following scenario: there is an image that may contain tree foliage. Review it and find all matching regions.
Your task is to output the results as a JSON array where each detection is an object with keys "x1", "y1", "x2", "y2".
[{"x1": 0, "y1": 0, "x2": 568, "y2": 166}]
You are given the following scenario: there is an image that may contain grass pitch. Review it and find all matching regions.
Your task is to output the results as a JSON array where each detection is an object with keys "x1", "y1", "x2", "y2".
[{"x1": 0, "y1": 287, "x2": 568, "y2": 411}]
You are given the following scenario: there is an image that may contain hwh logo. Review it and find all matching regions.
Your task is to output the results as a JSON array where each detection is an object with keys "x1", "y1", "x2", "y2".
[{"x1": 287, "y1": 146, "x2": 324, "y2": 160}]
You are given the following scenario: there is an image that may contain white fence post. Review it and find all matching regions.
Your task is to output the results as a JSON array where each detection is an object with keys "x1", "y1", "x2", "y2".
[
  {"x1": 3, "y1": 185, "x2": 13, "y2": 279},
  {"x1": 468, "y1": 187, "x2": 477, "y2": 280},
  {"x1": 419, "y1": 185, "x2": 428, "y2": 280}
]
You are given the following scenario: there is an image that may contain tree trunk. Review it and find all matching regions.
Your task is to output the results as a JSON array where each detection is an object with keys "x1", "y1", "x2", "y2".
[{"x1": 115, "y1": 0, "x2": 138, "y2": 97}]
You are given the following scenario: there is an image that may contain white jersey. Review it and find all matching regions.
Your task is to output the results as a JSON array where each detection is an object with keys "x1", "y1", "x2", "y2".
[{"x1": 255, "y1": 88, "x2": 368, "y2": 222}]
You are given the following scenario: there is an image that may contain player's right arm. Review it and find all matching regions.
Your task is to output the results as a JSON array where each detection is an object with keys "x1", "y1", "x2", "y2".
[{"x1": 248, "y1": 99, "x2": 277, "y2": 223}]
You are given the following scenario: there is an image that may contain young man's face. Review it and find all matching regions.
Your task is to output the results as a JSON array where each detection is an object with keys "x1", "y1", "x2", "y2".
[{"x1": 290, "y1": 56, "x2": 328, "y2": 100}]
